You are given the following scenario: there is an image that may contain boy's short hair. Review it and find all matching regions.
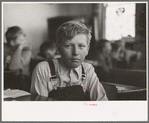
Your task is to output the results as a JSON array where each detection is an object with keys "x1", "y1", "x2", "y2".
[
  {"x1": 96, "y1": 39, "x2": 110, "y2": 51},
  {"x1": 38, "y1": 41, "x2": 56, "y2": 58},
  {"x1": 56, "y1": 20, "x2": 92, "y2": 44},
  {"x1": 5, "y1": 26, "x2": 24, "y2": 45},
  {"x1": 112, "y1": 40, "x2": 125, "y2": 52}
]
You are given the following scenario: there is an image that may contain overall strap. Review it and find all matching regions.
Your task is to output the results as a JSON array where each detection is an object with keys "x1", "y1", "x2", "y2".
[
  {"x1": 48, "y1": 60, "x2": 57, "y2": 81},
  {"x1": 48, "y1": 60, "x2": 86, "y2": 81},
  {"x1": 81, "y1": 64, "x2": 86, "y2": 81},
  {"x1": 48, "y1": 60, "x2": 56, "y2": 76}
]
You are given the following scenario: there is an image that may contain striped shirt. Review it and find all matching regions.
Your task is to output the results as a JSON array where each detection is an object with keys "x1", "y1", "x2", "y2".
[{"x1": 30, "y1": 59, "x2": 108, "y2": 101}]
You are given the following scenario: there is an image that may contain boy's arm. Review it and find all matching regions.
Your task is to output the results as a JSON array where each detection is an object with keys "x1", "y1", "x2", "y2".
[
  {"x1": 86, "y1": 65, "x2": 108, "y2": 101},
  {"x1": 9, "y1": 43, "x2": 30, "y2": 71},
  {"x1": 30, "y1": 62, "x2": 50, "y2": 97},
  {"x1": 9, "y1": 47, "x2": 22, "y2": 71}
]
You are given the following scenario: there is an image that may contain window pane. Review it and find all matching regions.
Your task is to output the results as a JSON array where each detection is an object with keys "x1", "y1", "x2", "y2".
[{"x1": 105, "y1": 3, "x2": 136, "y2": 40}]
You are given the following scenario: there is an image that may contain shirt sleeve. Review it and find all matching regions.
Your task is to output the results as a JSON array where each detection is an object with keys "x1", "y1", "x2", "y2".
[
  {"x1": 30, "y1": 62, "x2": 50, "y2": 97},
  {"x1": 86, "y1": 64, "x2": 108, "y2": 101}
]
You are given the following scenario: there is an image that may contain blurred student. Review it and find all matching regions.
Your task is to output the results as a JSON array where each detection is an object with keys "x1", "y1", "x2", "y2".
[
  {"x1": 94, "y1": 39, "x2": 112, "y2": 73},
  {"x1": 124, "y1": 49, "x2": 142, "y2": 69},
  {"x1": 30, "y1": 41, "x2": 61, "y2": 77},
  {"x1": 38, "y1": 41, "x2": 59, "y2": 61},
  {"x1": 111, "y1": 40, "x2": 125, "y2": 68},
  {"x1": 4, "y1": 26, "x2": 32, "y2": 91},
  {"x1": 111, "y1": 40, "x2": 142, "y2": 69}
]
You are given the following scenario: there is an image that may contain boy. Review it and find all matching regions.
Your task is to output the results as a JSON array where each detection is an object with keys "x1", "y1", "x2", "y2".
[
  {"x1": 95, "y1": 39, "x2": 112, "y2": 73},
  {"x1": 30, "y1": 21, "x2": 108, "y2": 101},
  {"x1": 4, "y1": 26, "x2": 32, "y2": 75},
  {"x1": 111, "y1": 40, "x2": 125, "y2": 63},
  {"x1": 4, "y1": 26, "x2": 32, "y2": 91},
  {"x1": 111, "y1": 40, "x2": 126, "y2": 68},
  {"x1": 38, "y1": 41, "x2": 60, "y2": 61}
]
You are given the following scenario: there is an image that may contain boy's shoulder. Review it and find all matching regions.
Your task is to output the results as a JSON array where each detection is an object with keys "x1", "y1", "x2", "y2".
[
  {"x1": 82, "y1": 61, "x2": 92, "y2": 66},
  {"x1": 34, "y1": 61, "x2": 49, "y2": 71},
  {"x1": 36, "y1": 59, "x2": 58, "y2": 68},
  {"x1": 82, "y1": 62, "x2": 94, "y2": 71},
  {"x1": 36, "y1": 61, "x2": 49, "y2": 67}
]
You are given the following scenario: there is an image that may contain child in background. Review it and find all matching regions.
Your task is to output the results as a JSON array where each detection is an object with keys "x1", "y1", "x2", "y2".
[
  {"x1": 29, "y1": 41, "x2": 60, "y2": 78},
  {"x1": 111, "y1": 40, "x2": 125, "y2": 68},
  {"x1": 38, "y1": 41, "x2": 60, "y2": 61},
  {"x1": 124, "y1": 49, "x2": 142, "y2": 69},
  {"x1": 111, "y1": 40, "x2": 143, "y2": 69},
  {"x1": 4, "y1": 26, "x2": 32, "y2": 91},
  {"x1": 111, "y1": 40, "x2": 142, "y2": 69},
  {"x1": 111, "y1": 40, "x2": 125, "y2": 62},
  {"x1": 30, "y1": 21, "x2": 108, "y2": 101},
  {"x1": 95, "y1": 39, "x2": 113, "y2": 73}
]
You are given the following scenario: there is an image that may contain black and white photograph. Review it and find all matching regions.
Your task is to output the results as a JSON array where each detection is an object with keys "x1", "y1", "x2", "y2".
[{"x1": 1, "y1": 1, "x2": 148, "y2": 121}]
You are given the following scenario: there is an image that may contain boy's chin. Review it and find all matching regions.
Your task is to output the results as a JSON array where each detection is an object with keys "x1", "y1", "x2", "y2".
[{"x1": 68, "y1": 63, "x2": 81, "y2": 69}]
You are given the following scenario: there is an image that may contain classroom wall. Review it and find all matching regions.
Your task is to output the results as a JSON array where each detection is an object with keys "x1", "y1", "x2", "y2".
[{"x1": 3, "y1": 3, "x2": 92, "y2": 56}]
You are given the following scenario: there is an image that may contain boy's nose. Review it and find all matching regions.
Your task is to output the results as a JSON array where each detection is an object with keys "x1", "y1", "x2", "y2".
[{"x1": 72, "y1": 46, "x2": 79, "y2": 55}]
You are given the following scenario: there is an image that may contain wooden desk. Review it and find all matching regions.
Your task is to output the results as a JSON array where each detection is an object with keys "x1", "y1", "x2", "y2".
[
  {"x1": 95, "y1": 67, "x2": 146, "y2": 88},
  {"x1": 103, "y1": 82, "x2": 146, "y2": 93},
  {"x1": 102, "y1": 82, "x2": 146, "y2": 100},
  {"x1": 4, "y1": 83, "x2": 146, "y2": 101}
]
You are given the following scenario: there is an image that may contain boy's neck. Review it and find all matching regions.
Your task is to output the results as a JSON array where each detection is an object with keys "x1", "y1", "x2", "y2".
[{"x1": 59, "y1": 58, "x2": 71, "y2": 72}]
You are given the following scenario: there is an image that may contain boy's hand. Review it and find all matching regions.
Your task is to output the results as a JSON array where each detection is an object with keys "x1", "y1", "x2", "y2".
[{"x1": 18, "y1": 42, "x2": 31, "y2": 50}]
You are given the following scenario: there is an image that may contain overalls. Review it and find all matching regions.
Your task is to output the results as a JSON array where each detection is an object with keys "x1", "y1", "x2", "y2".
[{"x1": 47, "y1": 60, "x2": 90, "y2": 101}]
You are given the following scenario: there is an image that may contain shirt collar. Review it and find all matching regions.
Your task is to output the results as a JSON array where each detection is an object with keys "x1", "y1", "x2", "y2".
[
  {"x1": 58, "y1": 58, "x2": 81, "y2": 77},
  {"x1": 73, "y1": 65, "x2": 81, "y2": 76}
]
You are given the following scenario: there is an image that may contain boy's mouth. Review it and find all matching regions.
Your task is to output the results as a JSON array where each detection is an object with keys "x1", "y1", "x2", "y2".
[{"x1": 71, "y1": 58, "x2": 80, "y2": 61}]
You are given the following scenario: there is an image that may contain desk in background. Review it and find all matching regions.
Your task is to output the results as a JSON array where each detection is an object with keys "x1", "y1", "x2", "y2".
[
  {"x1": 102, "y1": 82, "x2": 146, "y2": 100},
  {"x1": 95, "y1": 68, "x2": 146, "y2": 88}
]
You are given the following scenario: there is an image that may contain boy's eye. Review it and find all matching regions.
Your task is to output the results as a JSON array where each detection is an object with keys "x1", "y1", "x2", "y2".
[
  {"x1": 79, "y1": 45, "x2": 85, "y2": 48},
  {"x1": 65, "y1": 45, "x2": 72, "y2": 48}
]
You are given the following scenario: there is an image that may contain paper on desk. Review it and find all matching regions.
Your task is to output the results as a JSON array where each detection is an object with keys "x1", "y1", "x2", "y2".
[
  {"x1": 4, "y1": 89, "x2": 31, "y2": 98},
  {"x1": 116, "y1": 86, "x2": 127, "y2": 91}
]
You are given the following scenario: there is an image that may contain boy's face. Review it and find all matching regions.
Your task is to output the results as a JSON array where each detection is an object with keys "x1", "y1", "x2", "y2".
[
  {"x1": 104, "y1": 42, "x2": 112, "y2": 54},
  {"x1": 112, "y1": 47, "x2": 124, "y2": 61},
  {"x1": 13, "y1": 34, "x2": 26, "y2": 46},
  {"x1": 58, "y1": 34, "x2": 89, "y2": 68},
  {"x1": 45, "y1": 49, "x2": 57, "y2": 60}
]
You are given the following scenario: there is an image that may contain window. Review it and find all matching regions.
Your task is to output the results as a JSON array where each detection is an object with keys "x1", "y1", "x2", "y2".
[{"x1": 105, "y1": 3, "x2": 136, "y2": 41}]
